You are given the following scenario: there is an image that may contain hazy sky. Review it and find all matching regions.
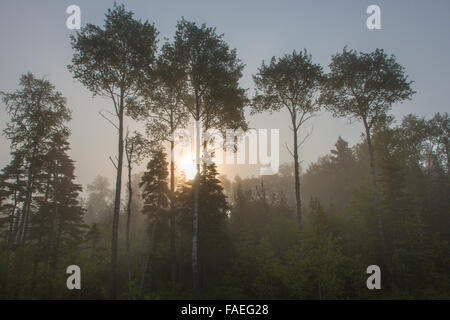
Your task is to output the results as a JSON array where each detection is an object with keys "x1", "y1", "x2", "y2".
[{"x1": 0, "y1": 0, "x2": 449, "y2": 189}]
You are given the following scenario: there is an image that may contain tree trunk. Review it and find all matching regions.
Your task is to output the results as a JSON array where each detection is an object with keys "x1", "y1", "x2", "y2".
[
  {"x1": 31, "y1": 174, "x2": 50, "y2": 296},
  {"x1": 126, "y1": 160, "x2": 135, "y2": 299},
  {"x1": 111, "y1": 101, "x2": 124, "y2": 300},
  {"x1": 2, "y1": 187, "x2": 19, "y2": 296},
  {"x1": 170, "y1": 139, "x2": 177, "y2": 284},
  {"x1": 192, "y1": 113, "x2": 201, "y2": 296},
  {"x1": 363, "y1": 119, "x2": 395, "y2": 290},
  {"x1": 12, "y1": 94, "x2": 42, "y2": 298},
  {"x1": 27, "y1": 174, "x2": 44, "y2": 294},
  {"x1": 48, "y1": 169, "x2": 61, "y2": 299},
  {"x1": 292, "y1": 118, "x2": 302, "y2": 231},
  {"x1": 14, "y1": 159, "x2": 36, "y2": 298},
  {"x1": 139, "y1": 221, "x2": 157, "y2": 296}
]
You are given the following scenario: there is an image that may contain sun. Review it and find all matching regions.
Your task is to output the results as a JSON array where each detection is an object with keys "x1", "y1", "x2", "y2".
[{"x1": 178, "y1": 154, "x2": 197, "y2": 180}]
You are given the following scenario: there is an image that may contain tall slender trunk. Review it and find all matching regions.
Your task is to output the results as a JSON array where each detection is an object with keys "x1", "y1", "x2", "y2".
[
  {"x1": 170, "y1": 139, "x2": 177, "y2": 284},
  {"x1": 9, "y1": 192, "x2": 20, "y2": 249},
  {"x1": 292, "y1": 114, "x2": 302, "y2": 231},
  {"x1": 31, "y1": 173, "x2": 50, "y2": 296},
  {"x1": 48, "y1": 169, "x2": 61, "y2": 299},
  {"x1": 193, "y1": 167, "x2": 200, "y2": 294},
  {"x1": 363, "y1": 118, "x2": 395, "y2": 290},
  {"x1": 125, "y1": 158, "x2": 135, "y2": 299},
  {"x1": 139, "y1": 222, "x2": 157, "y2": 296},
  {"x1": 111, "y1": 98, "x2": 125, "y2": 300},
  {"x1": 192, "y1": 108, "x2": 201, "y2": 296},
  {"x1": 18, "y1": 168, "x2": 34, "y2": 246},
  {"x1": 14, "y1": 158, "x2": 36, "y2": 298},
  {"x1": 31, "y1": 228, "x2": 42, "y2": 295},
  {"x1": 13, "y1": 95, "x2": 43, "y2": 299},
  {"x1": 18, "y1": 98, "x2": 41, "y2": 249},
  {"x1": 6, "y1": 192, "x2": 17, "y2": 250},
  {"x1": 2, "y1": 187, "x2": 19, "y2": 296}
]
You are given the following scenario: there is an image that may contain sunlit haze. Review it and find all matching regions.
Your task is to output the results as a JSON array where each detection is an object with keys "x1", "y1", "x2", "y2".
[{"x1": 1, "y1": 0, "x2": 449, "y2": 188}]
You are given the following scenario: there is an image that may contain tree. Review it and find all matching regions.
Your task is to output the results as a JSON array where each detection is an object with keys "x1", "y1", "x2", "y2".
[
  {"x1": 140, "y1": 147, "x2": 170, "y2": 218},
  {"x1": 85, "y1": 176, "x2": 113, "y2": 224},
  {"x1": 124, "y1": 132, "x2": 150, "y2": 298},
  {"x1": 32, "y1": 130, "x2": 86, "y2": 298},
  {"x1": 428, "y1": 113, "x2": 449, "y2": 176},
  {"x1": 302, "y1": 137, "x2": 358, "y2": 209},
  {"x1": 0, "y1": 73, "x2": 72, "y2": 297},
  {"x1": 0, "y1": 151, "x2": 26, "y2": 296},
  {"x1": 252, "y1": 49, "x2": 323, "y2": 231},
  {"x1": 141, "y1": 60, "x2": 190, "y2": 283},
  {"x1": 398, "y1": 113, "x2": 450, "y2": 241},
  {"x1": 68, "y1": 3, "x2": 159, "y2": 299},
  {"x1": 139, "y1": 147, "x2": 170, "y2": 294},
  {"x1": 320, "y1": 47, "x2": 415, "y2": 289},
  {"x1": 159, "y1": 18, "x2": 247, "y2": 293},
  {"x1": 177, "y1": 163, "x2": 230, "y2": 291}
]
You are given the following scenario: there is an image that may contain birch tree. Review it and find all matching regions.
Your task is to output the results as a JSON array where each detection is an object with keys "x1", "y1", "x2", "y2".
[
  {"x1": 320, "y1": 47, "x2": 415, "y2": 289},
  {"x1": 252, "y1": 50, "x2": 323, "y2": 231},
  {"x1": 68, "y1": 4, "x2": 158, "y2": 299},
  {"x1": 141, "y1": 63, "x2": 189, "y2": 283},
  {"x1": 158, "y1": 18, "x2": 247, "y2": 294}
]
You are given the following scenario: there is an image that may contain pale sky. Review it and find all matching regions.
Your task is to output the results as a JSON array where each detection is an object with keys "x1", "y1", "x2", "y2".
[{"x1": 0, "y1": 0, "x2": 449, "y2": 188}]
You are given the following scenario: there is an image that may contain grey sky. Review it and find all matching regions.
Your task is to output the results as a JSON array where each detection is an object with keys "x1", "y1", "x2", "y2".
[{"x1": 0, "y1": 0, "x2": 449, "y2": 189}]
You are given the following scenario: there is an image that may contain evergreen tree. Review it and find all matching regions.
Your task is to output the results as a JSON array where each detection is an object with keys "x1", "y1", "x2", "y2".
[
  {"x1": 140, "y1": 148, "x2": 170, "y2": 218},
  {"x1": 138, "y1": 147, "x2": 170, "y2": 294},
  {"x1": 0, "y1": 73, "x2": 74, "y2": 298},
  {"x1": 178, "y1": 163, "x2": 230, "y2": 292},
  {"x1": 85, "y1": 176, "x2": 113, "y2": 224}
]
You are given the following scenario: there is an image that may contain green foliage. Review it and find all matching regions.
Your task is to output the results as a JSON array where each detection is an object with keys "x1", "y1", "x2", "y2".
[
  {"x1": 140, "y1": 147, "x2": 170, "y2": 217},
  {"x1": 0, "y1": 73, "x2": 86, "y2": 299},
  {"x1": 252, "y1": 49, "x2": 323, "y2": 115},
  {"x1": 68, "y1": 3, "x2": 158, "y2": 103},
  {"x1": 320, "y1": 47, "x2": 415, "y2": 127},
  {"x1": 159, "y1": 18, "x2": 247, "y2": 131},
  {"x1": 176, "y1": 163, "x2": 231, "y2": 292},
  {"x1": 0, "y1": 6, "x2": 447, "y2": 299}
]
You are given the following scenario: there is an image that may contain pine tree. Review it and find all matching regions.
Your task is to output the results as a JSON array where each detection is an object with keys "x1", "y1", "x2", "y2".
[
  {"x1": 138, "y1": 147, "x2": 170, "y2": 293},
  {"x1": 140, "y1": 148, "x2": 170, "y2": 218},
  {"x1": 0, "y1": 73, "x2": 75, "y2": 298},
  {"x1": 178, "y1": 163, "x2": 230, "y2": 291},
  {"x1": 85, "y1": 176, "x2": 113, "y2": 224}
]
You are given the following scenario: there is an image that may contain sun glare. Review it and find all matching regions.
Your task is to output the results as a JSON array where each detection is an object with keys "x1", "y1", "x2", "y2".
[{"x1": 178, "y1": 154, "x2": 197, "y2": 180}]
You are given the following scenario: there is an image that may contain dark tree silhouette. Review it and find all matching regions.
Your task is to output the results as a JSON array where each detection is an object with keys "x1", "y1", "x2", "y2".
[
  {"x1": 158, "y1": 18, "x2": 247, "y2": 294},
  {"x1": 141, "y1": 60, "x2": 190, "y2": 284},
  {"x1": 68, "y1": 4, "x2": 159, "y2": 299},
  {"x1": 320, "y1": 47, "x2": 415, "y2": 290},
  {"x1": 252, "y1": 50, "x2": 323, "y2": 231}
]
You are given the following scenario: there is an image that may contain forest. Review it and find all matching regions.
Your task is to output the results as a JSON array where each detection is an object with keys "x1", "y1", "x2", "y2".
[{"x1": 0, "y1": 4, "x2": 448, "y2": 300}]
